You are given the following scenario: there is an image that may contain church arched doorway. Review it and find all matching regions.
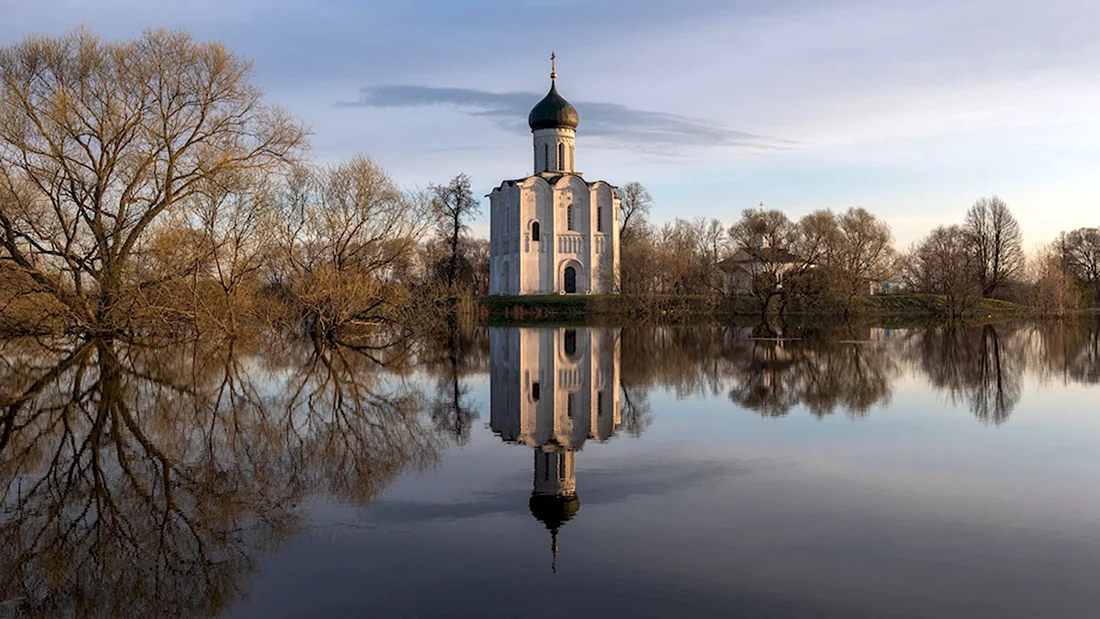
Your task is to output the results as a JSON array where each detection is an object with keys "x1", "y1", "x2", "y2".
[{"x1": 564, "y1": 266, "x2": 577, "y2": 294}]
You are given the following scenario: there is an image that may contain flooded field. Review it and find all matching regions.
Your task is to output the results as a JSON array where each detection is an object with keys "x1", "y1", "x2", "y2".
[{"x1": 1, "y1": 321, "x2": 1098, "y2": 618}]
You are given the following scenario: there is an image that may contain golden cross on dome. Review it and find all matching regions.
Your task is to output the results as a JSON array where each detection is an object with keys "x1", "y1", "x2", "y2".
[{"x1": 550, "y1": 52, "x2": 557, "y2": 81}]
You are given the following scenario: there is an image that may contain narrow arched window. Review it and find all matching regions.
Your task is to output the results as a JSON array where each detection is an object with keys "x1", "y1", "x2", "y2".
[
  {"x1": 531, "y1": 221, "x2": 540, "y2": 241},
  {"x1": 558, "y1": 142, "x2": 565, "y2": 170},
  {"x1": 544, "y1": 143, "x2": 550, "y2": 172},
  {"x1": 567, "y1": 205, "x2": 574, "y2": 231},
  {"x1": 597, "y1": 205, "x2": 603, "y2": 232}
]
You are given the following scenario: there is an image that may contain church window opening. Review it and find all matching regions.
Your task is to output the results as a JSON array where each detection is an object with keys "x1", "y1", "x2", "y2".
[
  {"x1": 597, "y1": 205, "x2": 603, "y2": 232},
  {"x1": 567, "y1": 205, "x2": 574, "y2": 231},
  {"x1": 544, "y1": 453, "x2": 551, "y2": 480},
  {"x1": 532, "y1": 221, "x2": 540, "y2": 241},
  {"x1": 558, "y1": 455, "x2": 566, "y2": 480},
  {"x1": 558, "y1": 143, "x2": 565, "y2": 170},
  {"x1": 597, "y1": 391, "x2": 605, "y2": 417},
  {"x1": 532, "y1": 382, "x2": 540, "y2": 401},
  {"x1": 544, "y1": 143, "x2": 550, "y2": 172},
  {"x1": 564, "y1": 329, "x2": 577, "y2": 356},
  {"x1": 567, "y1": 392, "x2": 575, "y2": 418}
]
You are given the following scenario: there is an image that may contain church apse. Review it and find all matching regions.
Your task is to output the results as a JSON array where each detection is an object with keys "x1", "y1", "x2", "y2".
[{"x1": 489, "y1": 327, "x2": 622, "y2": 571}]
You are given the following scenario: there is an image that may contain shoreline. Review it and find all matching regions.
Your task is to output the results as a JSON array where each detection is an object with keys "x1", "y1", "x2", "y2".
[{"x1": 474, "y1": 293, "x2": 1061, "y2": 325}]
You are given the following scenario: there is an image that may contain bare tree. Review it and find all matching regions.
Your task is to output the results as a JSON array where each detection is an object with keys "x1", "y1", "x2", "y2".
[
  {"x1": 832, "y1": 207, "x2": 895, "y2": 312},
  {"x1": 183, "y1": 168, "x2": 281, "y2": 330},
  {"x1": 727, "y1": 208, "x2": 801, "y2": 318},
  {"x1": 1025, "y1": 244, "x2": 1085, "y2": 315},
  {"x1": 617, "y1": 181, "x2": 652, "y2": 241},
  {"x1": 656, "y1": 220, "x2": 698, "y2": 294},
  {"x1": 615, "y1": 221, "x2": 659, "y2": 295},
  {"x1": 0, "y1": 29, "x2": 307, "y2": 334},
  {"x1": 606, "y1": 182, "x2": 656, "y2": 296},
  {"x1": 275, "y1": 156, "x2": 431, "y2": 336},
  {"x1": 431, "y1": 173, "x2": 480, "y2": 290},
  {"x1": 1055, "y1": 227, "x2": 1100, "y2": 305},
  {"x1": 964, "y1": 196, "x2": 1024, "y2": 298},
  {"x1": 466, "y1": 237, "x2": 491, "y2": 295},
  {"x1": 694, "y1": 217, "x2": 730, "y2": 294},
  {"x1": 901, "y1": 225, "x2": 980, "y2": 317}
]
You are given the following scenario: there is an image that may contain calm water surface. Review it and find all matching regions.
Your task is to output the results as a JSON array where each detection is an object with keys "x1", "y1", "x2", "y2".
[{"x1": 1, "y1": 322, "x2": 1098, "y2": 618}]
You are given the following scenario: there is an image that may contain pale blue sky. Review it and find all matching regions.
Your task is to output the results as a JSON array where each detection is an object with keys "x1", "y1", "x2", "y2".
[{"x1": 3, "y1": 0, "x2": 1098, "y2": 246}]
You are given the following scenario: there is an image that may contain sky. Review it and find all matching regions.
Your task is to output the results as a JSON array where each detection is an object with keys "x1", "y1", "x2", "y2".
[{"x1": 2, "y1": 0, "x2": 1099, "y2": 247}]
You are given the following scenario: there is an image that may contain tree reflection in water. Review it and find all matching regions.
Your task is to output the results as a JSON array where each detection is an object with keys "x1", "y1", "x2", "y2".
[
  {"x1": 0, "y1": 333, "x2": 446, "y2": 618},
  {"x1": 423, "y1": 326, "x2": 485, "y2": 446},
  {"x1": 0, "y1": 319, "x2": 1096, "y2": 617},
  {"x1": 908, "y1": 325, "x2": 1024, "y2": 425},
  {"x1": 619, "y1": 320, "x2": 1098, "y2": 424}
]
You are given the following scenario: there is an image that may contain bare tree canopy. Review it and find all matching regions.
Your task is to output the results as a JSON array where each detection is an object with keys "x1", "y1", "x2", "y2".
[
  {"x1": 728, "y1": 207, "x2": 797, "y2": 252},
  {"x1": 0, "y1": 28, "x2": 307, "y2": 334},
  {"x1": 964, "y1": 196, "x2": 1024, "y2": 298},
  {"x1": 274, "y1": 155, "x2": 431, "y2": 335},
  {"x1": 832, "y1": 207, "x2": 895, "y2": 301},
  {"x1": 727, "y1": 208, "x2": 805, "y2": 316},
  {"x1": 1053, "y1": 227, "x2": 1100, "y2": 306},
  {"x1": 430, "y1": 173, "x2": 480, "y2": 291},
  {"x1": 902, "y1": 225, "x2": 980, "y2": 316},
  {"x1": 617, "y1": 181, "x2": 652, "y2": 240}
]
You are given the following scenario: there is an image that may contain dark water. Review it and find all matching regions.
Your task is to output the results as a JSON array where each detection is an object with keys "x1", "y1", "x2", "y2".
[{"x1": 1, "y1": 321, "x2": 1098, "y2": 618}]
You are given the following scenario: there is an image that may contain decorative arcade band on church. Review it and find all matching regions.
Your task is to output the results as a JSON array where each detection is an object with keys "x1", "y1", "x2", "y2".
[{"x1": 489, "y1": 55, "x2": 622, "y2": 295}]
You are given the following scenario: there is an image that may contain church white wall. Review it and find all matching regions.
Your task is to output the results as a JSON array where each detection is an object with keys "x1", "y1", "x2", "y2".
[
  {"x1": 586, "y1": 183, "x2": 620, "y2": 293},
  {"x1": 488, "y1": 327, "x2": 622, "y2": 452},
  {"x1": 491, "y1": 177, "x2": 621, "y2": 295},
  {"x1": 489, "y1": 112, "x2": 619, "y2": 295},
  {"x1": 490, "y1": 185, "x2": 522, "y2": 295},
  {"x1": 489, "y1": 326, "x2": 624, "y2": 504}
]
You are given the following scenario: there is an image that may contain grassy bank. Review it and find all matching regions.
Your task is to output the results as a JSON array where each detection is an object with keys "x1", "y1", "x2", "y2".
[
  {"x1": 0, "y1": 289, "x2": 1049, "y2": 337},
  {"x1": 476, "y1": 293, "x2": 1036, "y2": 324}
]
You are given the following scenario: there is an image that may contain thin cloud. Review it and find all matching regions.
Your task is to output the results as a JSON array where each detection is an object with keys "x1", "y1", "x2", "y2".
[{"x1": 340, "y1": 85, "x2": 794, "y2": 154}]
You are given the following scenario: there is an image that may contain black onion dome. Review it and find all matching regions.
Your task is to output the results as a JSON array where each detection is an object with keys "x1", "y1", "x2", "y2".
[
  {"x1": 529, "y1": 493, "x2": 581, "y2": 532},
  {"x1": 528, "y1": 81, "x2": 579, "y2": 131}
]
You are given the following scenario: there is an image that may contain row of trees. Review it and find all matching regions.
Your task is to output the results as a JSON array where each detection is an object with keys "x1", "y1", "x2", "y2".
[
  {"x1": 617, "y1": 184, "x2": 1098, "y2": 316},
  {"x1": 0, "y1": 28, "x2": 486, "y2": 337}
]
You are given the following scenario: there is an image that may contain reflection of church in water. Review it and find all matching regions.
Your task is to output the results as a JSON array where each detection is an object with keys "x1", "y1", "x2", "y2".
[{"x1": 490, "y1": 328, "x2": 621, "y2": 571}]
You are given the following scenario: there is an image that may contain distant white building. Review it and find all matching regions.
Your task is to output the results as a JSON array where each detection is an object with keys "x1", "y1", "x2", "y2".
[
  {"x1": 718, "y1": 247, "x2": 804, "y2": 294},
  {"x1": 489, "y1": 327, "x2": 622, "y2": 571},
  {"x1": 489, "y1": 56, "x2": 621, "y2": 295}
]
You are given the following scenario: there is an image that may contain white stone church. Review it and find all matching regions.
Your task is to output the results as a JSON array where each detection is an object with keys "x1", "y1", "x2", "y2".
[{"x1": 489, "y1": 57, "x2": 621, "y2": 295}]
